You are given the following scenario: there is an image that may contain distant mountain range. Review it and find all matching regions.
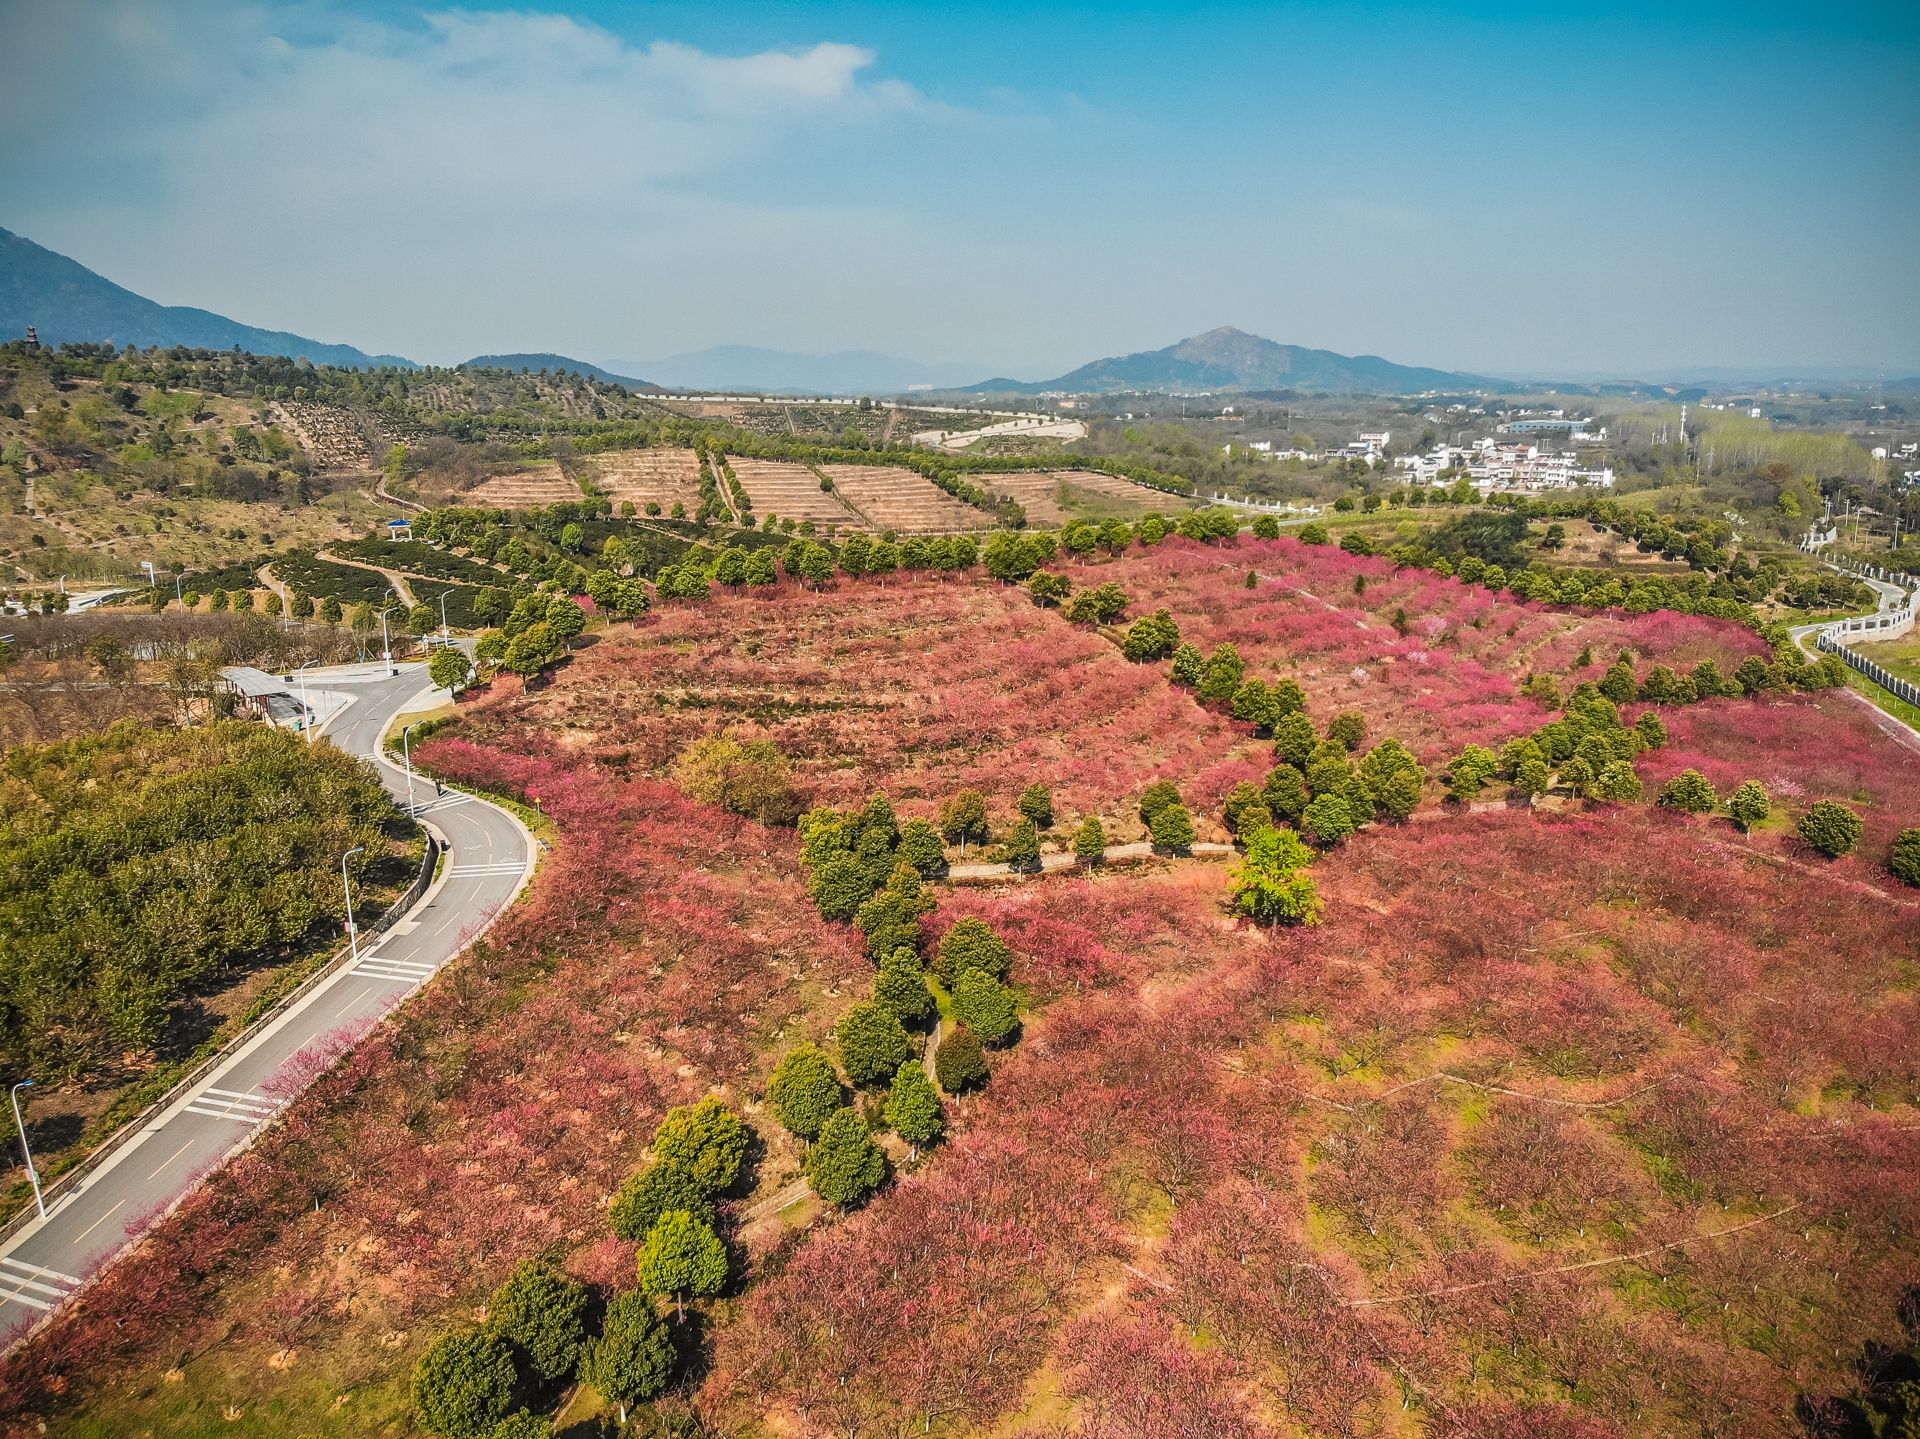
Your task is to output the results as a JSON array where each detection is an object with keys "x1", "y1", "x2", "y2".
[
  {"x1": 961, "y1": 326, "x2": 1499, "y2": 396},
  {"x1": 460, "y1": 352, "x2": 657, "y2": 390},
  {"x1": 615, "y1": 345, "x2": 990, "y2": 396},
  {"x1": 0, "y1": 225, "x2": 413, "y2": 369}
]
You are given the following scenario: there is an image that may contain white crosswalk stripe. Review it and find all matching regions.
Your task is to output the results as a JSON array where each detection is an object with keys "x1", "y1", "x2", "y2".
[
  {"x1": 0, "y1": 1255, "x2": 81, "y2": 1311},
  {"x1": 351, "y1": 957, "x2": 436, "y2": 983},
  {"x1": 447, "y1": 862, "x2": 522, "y2": 876},
  {"x1": 183, "y1": 1087, "x2": 281, "y2": 1124}
]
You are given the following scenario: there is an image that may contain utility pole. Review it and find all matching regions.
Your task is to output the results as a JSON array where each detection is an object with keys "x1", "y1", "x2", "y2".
[
  {"x1": 401, "y1": 721, "x2": 423, "y2": 816},
  {"x1": 341, "y1": 846, "x2": 365, "y2": 964},
  {"x1": 294, "y1": 659, "x2": 320, "y2": 742},
  {"x1": 10, "y1": 1081, "x2": 45, "y2": 1220}
]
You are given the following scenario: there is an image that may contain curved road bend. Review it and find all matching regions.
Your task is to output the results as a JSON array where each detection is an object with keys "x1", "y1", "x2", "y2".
[{"x1": 0, "y1": 664, "x2": 534, "y2": 1347}]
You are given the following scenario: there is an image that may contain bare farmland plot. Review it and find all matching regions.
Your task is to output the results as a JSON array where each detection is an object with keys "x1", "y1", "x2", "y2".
[
  {"x1": 461, "y1": 461, "x2": 582, "y2": 508},
  {"x1": 591, "y1": 448, "x2": 703, "y2": 514},
  {"x1": 818, "y1": 465, "x2": 995, "y2": 533},
  {"x1": 728, "y1": 457, "x2": 862, "y2": 527},
  {"x1": 983, "y1": 469, "x2": 1190, "y2": 526}
]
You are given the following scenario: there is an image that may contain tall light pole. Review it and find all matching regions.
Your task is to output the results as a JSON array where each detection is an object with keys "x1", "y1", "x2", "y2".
[
  {"x1": 294, "y1": 658, "x2": 320, "y2": 743},
  {"x1": 341, "y1": 845, "x2": 365, "y2": 964},
  {"x1": 437, "y1": 591, "x2": 451, "y2": 643},
  {"x1": 139, "y1": 560, "x2": 156, "y2": 600},
  {"x1": 10, "y1": 1081, "x2": 45, "y2": 1220},
  {"x1": 377, "y1": 606, "x2": 396, "y2": 677},
  {"x1": 401, "y1": 721, "x2": 422, "y2": 815}
]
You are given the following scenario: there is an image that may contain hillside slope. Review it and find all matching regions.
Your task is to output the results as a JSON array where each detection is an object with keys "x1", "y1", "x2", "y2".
[
  {"x1": 0, "y1": 226, "x2": 412, "y2": 369},
  {"x1": 460, "y1": 352, "x2": 657, "y2": 390},
  {"x1": 968, "y1": 325, "x2": 1499, "y2": 395}
]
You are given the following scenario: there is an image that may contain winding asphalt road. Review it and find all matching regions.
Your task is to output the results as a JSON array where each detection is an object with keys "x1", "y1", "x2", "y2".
[{"x1": 0, "y1": 662, "x2": 534, "y2": 1346}]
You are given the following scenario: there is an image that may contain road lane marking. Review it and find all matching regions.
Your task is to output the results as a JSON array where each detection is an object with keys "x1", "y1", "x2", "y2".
[
  {"x1": 0, "y1": 1256, "x2": 80, "y2": 1286},
  {"x1": 184, "y1": 1104, "x2": 261, "y2": 1123},
  {"x1": 72, "y1": 1199, "x2": 126, "y2": 1245},
  {"x1": 147, "y1": 1136, "x2": 199, "y2": 1179},
  {"x1": 337, "y1": 984, "x2": 376, "y2": 1016}
]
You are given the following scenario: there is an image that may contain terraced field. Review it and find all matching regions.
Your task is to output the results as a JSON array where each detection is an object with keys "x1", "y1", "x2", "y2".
[
  {"x1": 817, "y1": 464, "x2": 993, "y2": 533},
  {"x1": 728, "y1": 457, "x2": 861, "y2": 527},
  {"x1": 461, "y1": 461, "x2": 582, "y2": 508},
  {"x1": 589, "y1": 448, "x2": 703, "y2": 514},
  {"x1": 982, "y1": 468, "x2": 1187, "y2": 525}
]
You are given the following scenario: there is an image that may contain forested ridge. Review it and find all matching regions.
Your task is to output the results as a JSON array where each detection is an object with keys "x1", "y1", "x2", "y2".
[{"x1": 0, "y1": 721, "x2": 410, "y2": 1077}]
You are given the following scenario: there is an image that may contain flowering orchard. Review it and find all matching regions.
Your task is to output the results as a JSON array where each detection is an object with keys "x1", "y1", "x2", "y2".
[
  {"x1": 1094, "y1": 533, "x2": 1769, "y2": 760},
  {"x1": 454, "y1": 570, "x2": 1265, "y2": 829},
  {"x1": 6, "y1": 528, "x2": 1917, "y2": 1438},
  {"x1": 711, "y1": 808, "x2": 1919, "y2": 1438}
]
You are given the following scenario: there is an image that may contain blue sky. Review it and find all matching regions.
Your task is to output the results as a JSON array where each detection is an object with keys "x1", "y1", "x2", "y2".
[{"x1": 3, "y1": 0, "x2": 1916, "y2": 378}]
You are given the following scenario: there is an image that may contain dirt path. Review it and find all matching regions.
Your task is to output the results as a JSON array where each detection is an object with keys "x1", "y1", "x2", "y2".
[
  {"x1": 372, "y1": 471, "x2": 424, "y2": 513},
  {"x1": 255, "y1": 562, "x2": 290, "y2": 607},
  {"x1": 321, "y1": 550, "x2": 416, "y2": 607},
  {"x1": 947, "y1": 840, "x2": 1235, "y2": 882}
]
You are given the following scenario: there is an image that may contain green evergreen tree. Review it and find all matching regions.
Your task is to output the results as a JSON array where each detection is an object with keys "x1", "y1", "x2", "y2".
[
  {"x1": 1221, "y1": 781, "x2": 1274, "y2": 838},
  {"x1": 1658, "y1": 769, "x2": 1719, "y2": 814},
  {"x1": 412, "y1": 1330, "x2": 517, "y2": 1437},
  {"x1": 637, "y1": 1211, "x2": 728, "y2": 1320},
  {"x1": 1195, "y1": 643, "x2": 1246, "y2": 704},
  {"x1": 1798, "y1": 800, "x2": 1863, "y2": 858},
  {"x1": 838, "y1": 1000, "x2": 913, "y2": 1088},
  {"x1": 1073, "y1": 814, "x2": 1107, "y2": 862},
  {"x1": 1003, "y1": 817, "x2": 1042, "y2": 872},
  {"x1": 610, "y1": 1162, "x2": 714, "y2": 1242},
  {"x1": 584, "y1": 1292, "x2": 678, "y2": 1424},
  {"x1": 766, "y1": 1043, "x2": 843, "y2": 1139},
  {"x1": 935, "y1": 918, "x2": 1012, "y2": 984},
  {"x1": 650, "y1": 1096, "x2": 749, "y2": 1194},
  {"x1": 1228, "y1": 825, "x2": 1322, "y2": 926},
  {"x1": 1262, "y1": 763, "x2": 1310, "y2": 820},
  {"x1": 1890, "y1": 827, "x2": 1920, "y2": 886},
  {"x1": 874, "y1": 947, "x2": 935, "y2": 1028},
  {"x1": 1326, "y1": 711, "x2": 1367, "y2": 751},
  {"x1": 1137, "y1": 779, "x2": 1183, "y2": 823},
  {"x1": 934, "y1": 1025, "x2": 989, "y2": 1092},
  {"x1": 1302, "y1": 793, "x2": 1356, "y2": 846},
  {"x1": 490, "y1": 1260, "x2": 589, "y2": 1385},
  {"x1": 951, "y1": 967, "x2": 1019, "y2": 1045},
  {"x1": 1725, "y1": 779, "x2": 1771, "y2": 832},
  {"x1": 885, "y1": 1060, "x2": 944, "y2": 1155},
  {"x1": 1017, "y1": 783, "x2": 1054, "y2": 829},
  {"x1": 805, "y1": 1107, "x2": 887, "y2": 1206},
  {"x1": 1168, "y1": 641, "x2": 1205, "y2": 687},
  {"x1": 1589, "y1": 759, "x2": 1644, "y2": 804},
  {"x1": 1147, "y1": 802, "x2": 1196, "y2": 852},
  {"x1": 896, "y1": 818, "x2": 946, "y2": 877}
]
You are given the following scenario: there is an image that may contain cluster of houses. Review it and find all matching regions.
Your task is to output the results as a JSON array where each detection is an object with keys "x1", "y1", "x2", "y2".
[
  {"x1": 1394, "y1": 437, "x2": 1616, "y2": 493},
  {"x1": 1223, "y1": 424, "x2": 1616, "y2": 494}
]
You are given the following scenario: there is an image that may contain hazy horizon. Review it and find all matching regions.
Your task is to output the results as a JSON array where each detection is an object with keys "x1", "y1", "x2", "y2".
[{"x1": 4, "y1": 0, "x2": 1917, "y2": 380}]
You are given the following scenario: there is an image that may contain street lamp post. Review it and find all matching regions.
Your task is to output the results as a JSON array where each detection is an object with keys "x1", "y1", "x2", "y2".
[
  {"x1": 401, "y1": 721, "x2": 422, "y2": 815},
  {"x1": 294, "y1": 659, "x2": 320, "y2": 743},
  {"x1": 341, "y1": 845, "x2": 366, "y2": 964},
  {"x1": 438, "y1": 591, "x2": 450, "y2": 643},
  {"x1": 140, "y1": 560, "x2": 156, "y2": 602},
  {"x1": 378, "y1": 607, "x2": 396, "y2": 677},
  {"x1": 10, "y1": 1081, "x2": 45, "y2": 1220}
]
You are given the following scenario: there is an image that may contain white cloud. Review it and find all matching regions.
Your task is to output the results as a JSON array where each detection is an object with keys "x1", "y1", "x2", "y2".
[{"x1": 0, "y1": 1, "x2": 975, "y2": 361}]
